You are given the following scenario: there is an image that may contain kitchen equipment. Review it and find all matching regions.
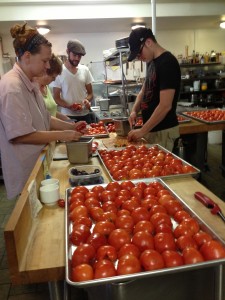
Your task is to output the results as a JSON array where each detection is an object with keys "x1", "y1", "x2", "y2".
[
  {"x1": 99, "y1": 98, "x2": 110, "y2": 111},
  {"x1": 194, "y1": 191, "x2": 225, "y2": 222},
  {"x1": 115, "y1": 37, "x2": 129, "y2": 49},
  {"x1": 113, "y1": 117, "x2": 131, "y2": 136},
  {"x1": 193, "y1": 80, "x2": 200, "y2": 91},
  {"x1": 66, "y1": 137, "x2": 94, "y2": 164}
]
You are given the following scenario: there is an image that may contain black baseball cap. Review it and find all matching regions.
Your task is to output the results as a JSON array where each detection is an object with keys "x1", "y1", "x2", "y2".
[
  {"x1": 128, "y1": 27, "x2": 154, "y2": 61},
  {"x1": 67, "y1": 39, "x2": 86, "y2": 56}
]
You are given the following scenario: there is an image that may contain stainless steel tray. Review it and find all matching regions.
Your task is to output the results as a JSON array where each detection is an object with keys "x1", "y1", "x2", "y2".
[
  {"x1": 181, "y1": 109, "x2": 225, "y2": 124},
  {"x1": 97, "y1": 144, "x2": 200, "y2": 181},
  {"x1": 65, "y1": 178, "x2": 225, "y2": 288},
  {"x1": 177, "y1": 113, "x2": 191, "y2": 123},
  {"x1": 83, "y1": 125, "x2": 109, "y2": 138}
]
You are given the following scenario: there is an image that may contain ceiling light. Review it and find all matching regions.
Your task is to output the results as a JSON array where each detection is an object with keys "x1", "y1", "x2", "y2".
[
  {"x1": 220, "y1": 21, "x2": 225, "y2": 29},
  {"x1": 36, "y1": 26, "x2": 51, "y2": 35},
  {"x1": 131, "y1": 23, "x2": 146, "y2": 30}
]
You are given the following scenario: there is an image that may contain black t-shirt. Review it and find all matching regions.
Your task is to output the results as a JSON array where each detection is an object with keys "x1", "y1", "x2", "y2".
[{"x1": 141, "y1": 51, "x2": 181, "y2": 132}]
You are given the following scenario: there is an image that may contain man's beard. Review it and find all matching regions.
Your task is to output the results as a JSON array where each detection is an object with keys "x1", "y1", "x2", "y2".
[{"x1": 68, "y1": 57, "x2": 79, "y2": 67}]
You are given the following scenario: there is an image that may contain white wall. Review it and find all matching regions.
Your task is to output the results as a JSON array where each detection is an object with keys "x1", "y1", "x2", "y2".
[{"x1": 1, "y1": 28, "x2": 225, "y2": 78}]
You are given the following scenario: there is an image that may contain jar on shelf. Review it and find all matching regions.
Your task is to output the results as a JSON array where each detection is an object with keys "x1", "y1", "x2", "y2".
[{"x1": 201, "y1": 82, "x2": 207, "y2": 91}]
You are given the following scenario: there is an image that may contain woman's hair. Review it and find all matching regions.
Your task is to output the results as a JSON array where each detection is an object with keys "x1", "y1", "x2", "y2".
[
  {"x1": 10, "y1": 23, "x2": 52, "y2": 59},
  {"x1": 46, "y1": 54, "x2": 62, "y2": 76}
]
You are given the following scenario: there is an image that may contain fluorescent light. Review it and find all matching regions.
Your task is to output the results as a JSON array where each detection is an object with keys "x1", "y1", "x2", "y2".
[
  {"x1": 131, "y1": 23, "x2": 146, "y2": 30},
  {"x1": 36, "y1": 26, "x2": 51, "y2": 35},
  {"x1": 220, "y1": 22, "x2": 225, "y2": 29}
]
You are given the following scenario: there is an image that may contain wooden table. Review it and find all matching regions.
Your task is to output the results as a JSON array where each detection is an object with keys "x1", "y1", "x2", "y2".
[{"x1": 4, "y1": 141, "x2": 225, "y2": 300}]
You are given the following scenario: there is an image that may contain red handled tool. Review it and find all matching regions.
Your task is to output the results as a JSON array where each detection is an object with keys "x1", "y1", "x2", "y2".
[{"x1": 194, "y1": 191, "x2": 225, "y2": 223}]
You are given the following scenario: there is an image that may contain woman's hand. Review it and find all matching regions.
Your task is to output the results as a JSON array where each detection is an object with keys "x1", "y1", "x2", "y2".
[
  {"x1": 60, "y1": 130, "x2": 83, "y2": 142},
  {"x1": 128, "y1": 111, "x2": 137, "y2": 128},
  {"x1": 74, "y1": 121, "x2": 87, "y2": 133}
]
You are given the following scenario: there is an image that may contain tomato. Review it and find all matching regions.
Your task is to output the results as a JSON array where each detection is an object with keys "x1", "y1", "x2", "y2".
[
  {"x1": 114, "y1": 195, "x2": 129, "y2": 209},
  {"x1": 200, "y1": 240, "x2": 225, "y2": 261},
  {"x1": 158, "y1": 194, "x2": 175, "y2": 206},
  {"x1": 98, "y1": 211, "x2": 117, "y2": 222},
  {"x1": 149, "y1": 204, "x2": 167, "y2": 217},
  {"x1": 72, "y1": 244, "x2": 96, "y2": 267},
  {"x1": 155, "y1": 223, "x2": 173, "y2": 234},
  {"x1": 122, "y1": 199, "x2": 140, "y2": 212},
  {"x1": 106, "y1": 182, "x2": 121, "y2": 194},
  {"x1": 174, "y1": 223, "x2": 195, "y2": 238},
  {"x1": 71, "y1": 186, "x2": 89, "y2": 196},
  {"x1": 108, "y1": 228, "x2": 131, "y2": 251},
  {"x1": 57, "y1": 199, "x2": 65, "y2": 208},
  {"x1": 100, "y1": 190, "x2": 117, "y2": 203},
  {"x1": 73, "y1": 216, "x2": 92, "y2": 228},
  {"x1": 182, "y1": 247, "x2": 204, "y2": 264},
  {"x1": 132, "y1": 231, "x2": 154, "y2": 252},
  {"x1": 86, "y1": 232, "x2": 107, "y2": 250},
  {"x1": 96, "y1": 245, "x2": 117, "y2": 262},
  {"x1": 91, "y1": 185, "x2": 105, "y2": 198},
  {"x1": 162, "y1": 250, "x2": 184, "y2": 268},
  {"x1": 150, "y1": 212, "x2": 172, "y2": 228},
  {"x1": 162, "y1": 200, "x2": 183, "y2": 216},
  {"x1": 84, "y1": 198, "x2": 100, "y2": 211},
  {"x1": 71, "y1": 264, "x2": 94, "y2": 282},
  {"x1": 102, "y1": 201, "x2": 117, "y2": 214},
  {"x1": 69, "y1": 199, "x2": 84, "y2": 212},
  {"x1": 115, "y1": 214, "x2": 134, "y2": 233},
  {"x1": 93, "y1": 221, "x2": 116, "y2": 237},
  {"x1": 89, "y1": 207, "x2": 104, "y2": 222},
  {"x1": 130, "y1": 187, "x2": 144, "y2": 200},
  {"x1": 85, "y1": 191, "x2": 98, "y2": 200},
  {"x1": 140, "y1": 249, "x2": 165, "y2": 271},
  {"x1": 118, "y1": 243, "x2": 141, "y2": 258},
  {"x1": 117, "y1": 254, "x2": 141, "y2": 275},
  {"x1": 176, "y1": 235, "x2": 198, "y2": 251},
  {"x1": 118, "y1": 189, "x2": 132, "y2": 200},
  {"x1": 133, "y1": 220, "x2": 154, "y2": 235},
  {"x1": 193, "y1": 231, "x2": 213, "y2": 247},
  {"x1": 70, "y1": 224, "x2": 91, "y2": 246},
  {"x1": 141, "y1": 197, "x2": 158, "y2": 210},
  {"x1": 131, "y1": 207, "x2": 150, "y2": 224},
  {"x1": 69, "y1": 205, "x2": 89, "y2": 222},
  {"x1": 173, "y1": 210, "x2": 192, "y2": 223},
  {"x1": 154, "y1": 232, "x2": 176, "y2": 253},
  {"x1": 70, "y1": 192, "x2": 85, "y2": 204},
  {"x1": 94, "y1": 259, "x2": 117, "y2": 279},
  {"x1": 181, "y1": 218, "x2": 200, "y2": 235}
]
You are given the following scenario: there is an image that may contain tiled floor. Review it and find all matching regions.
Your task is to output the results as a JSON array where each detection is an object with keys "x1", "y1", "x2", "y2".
[{"x1": 0, "y1": 144, "x2": 224, "y2": 300}]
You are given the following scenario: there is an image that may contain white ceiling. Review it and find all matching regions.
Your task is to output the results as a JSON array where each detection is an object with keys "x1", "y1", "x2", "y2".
[{"x1": 0, "y1": 0, "x2": 224, "y2": 35}]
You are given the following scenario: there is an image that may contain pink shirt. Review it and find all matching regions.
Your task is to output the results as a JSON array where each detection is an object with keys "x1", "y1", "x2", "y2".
[{"x1": 0, "y1": 63, "x2": 51, "y2": 199}]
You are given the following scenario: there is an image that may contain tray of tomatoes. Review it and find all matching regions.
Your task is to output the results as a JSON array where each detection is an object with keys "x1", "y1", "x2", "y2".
[
  {"x1": 98, "y1": 144, "x2": 200, "y2": 181},
  {"x1": 83, "y1": 121, "x2": 109, "y2": 138},
  {"x1": 177, "y1": 114, "x2": 191, "y2": 123},
  {"x1": 65, "y1": 178, "x2": 225, "y2": 287},
  {"x1": 181, "y1": 109, "x2": 225, "y2": 124}
]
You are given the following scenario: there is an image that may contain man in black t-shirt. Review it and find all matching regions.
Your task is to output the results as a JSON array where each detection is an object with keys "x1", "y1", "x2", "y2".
[{"x1": 127, "y1": 27, "x2": 181, "y2": 151}]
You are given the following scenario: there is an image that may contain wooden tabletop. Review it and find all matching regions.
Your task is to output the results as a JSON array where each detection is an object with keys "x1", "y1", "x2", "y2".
[
  {"x1": 179, "y1": 119, "x2": 225, "y2": 135},
  {"x1": 4, "y1": 141, "x2": 225, "y2": 285}
]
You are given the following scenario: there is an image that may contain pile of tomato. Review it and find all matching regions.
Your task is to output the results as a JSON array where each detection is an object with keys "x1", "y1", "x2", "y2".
[
  {"x1": 177, "y1": 115, "x2": 189, "y2": 122},
  {"x1": 84, "y1": 121, "x2": 108, "y2": 136},
  {"x1": 105, "y1": 122, "x2": 116, "y2": 133},
  {"x1": 68, "y1": 181, "x2": 225, "y2": 283},
  {"x1": 184, "y1": 109, "x2": 225, "y2": 122},
  {"x1": 70, "y1": 103, "x2": 83, "y2": 111},
  {"x1": 98, "y1": 145, "x2": 197, "y2": 181}
]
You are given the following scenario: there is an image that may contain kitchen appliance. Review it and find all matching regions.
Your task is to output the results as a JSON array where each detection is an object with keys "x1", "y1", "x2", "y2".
[
  {"x1": 113, "y1": 117, "x2": 131, "y2": 136},
  {"x1": 115, "y1": 37, "x2": 129, "y2": 49},
  {"x1": 66, "y1": 137, "x2": 93, "y2": 164}
]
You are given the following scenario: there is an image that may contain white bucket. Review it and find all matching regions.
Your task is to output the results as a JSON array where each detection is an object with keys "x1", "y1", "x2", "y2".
[{"x1": 208, "y1": 131, "x2": 222, "y2": 144}]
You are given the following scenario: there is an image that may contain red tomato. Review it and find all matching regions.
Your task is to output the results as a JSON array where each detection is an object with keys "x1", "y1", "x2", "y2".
[
  {"x1": 183, "y1": 247, "x2": 204, "y2": 264},
  {"x1": 149, "y1": 204, "x2": 167, "y2": 217},
  {"x1": 173, "y1": 210, "x2": 192, "y2": 223},
  {"x1": 174, "y1": 222, "x2": 195, "y2": 239},
  {"x1": 108, "y1": 228, "x2": 131, "y2": 251},
  {"x1": 69, "y1": 199, "x2": 84, "y2": 212},
  {"x1": 96, "y1": 245, "x2": 117, "y2": 262},
  {"x1": 114, "y1": 195, "x2": 129, "y2": 209},
  {"x1": 93, "y1": 221, "x2": 116, "y2": 237},
  {"x1": 84, "y1": 198, "x2": 100, "y2": 211},
  {"x1": 100, "y1": 190, "x2": 117, "y2": 203},
  {"x1": 140, "y1": 249, "x2": 165, "y2": 271},
  {"x1": 105, "y1": 182, "x2": 121, "y2": 194},
  {"x1": 115, "y1": 214, "x2": 134, "y2": 233},
  {"x1": 71, "y1": 264, "x2": 94, "y2": 282},
  {"x1": 130, "y1": 187, "x2": 144, "y2": 199},
  {"x1": 94, "y1": 259, "x2": 117, "y2": 279},
  {"x1": 133, "y1": 220, "x2": 155, "y2": 235},
  {"x1": 102, "y1": 201, "x2": 117, "y2": 214},
  {"x1": 71, "y1": 186, "x2": 89, "y2": 196},
  {"x1": 117, "y1": 254, "x2": 141, "y2": 275},
  {"x1": 98, "y1": 211, "x2": 117, "y2": 223},
  {"x1": 132, "y1": 231, "x2": 154, "y2": 252},
  {"x1": 131, "y1": 207, "x2": 150, "y2": 224},
  {"x1": 162, "y1": 250, "x2": 184, "y2": 268},
  {"x1": 72, "y1": 244, "x2": 96, "y2": 267},
  {"x1": 122, "y1": 199, "x2": 140, "y2": 212},
  {"x1": 91, "y1": 185, "x2": 105, "y2": 198},
  {"x1": 57, "y1": 199, "x2": 65, "y2": 208},
  {"x1": 69, "y1": 205, "x2": 89, "y2": 222},
  {"x1": 70, "y1": 224, "x2": 90, "y2": 246},
  {"x1": 141, "y1": 197, "x2": 158, "y2": 210},
  {"x1": 176, "y1": 235, "x2": 198, "y2": 251},
  {"x1": 89, "y1": 207, "x2": 104, "y2": 222},
  {"x1": 162, "y1": 200, "x2": 183, "y2": 216},
  {"x1": 86, "y1": 232, "x2": 107, "y2": 250},
  {"x1": 150, "y1": 212, "x2": 172, "y2": 228},
  {"x1": 193, "y1": 231, "x2": 213, "y2": 247},
  {"x1": 154, "y1": 232, "x2": 177, "y2": 253},
  {"x1": 73, "y1": 216, "x2": 92, "y2": 228},
  {"x1": 118, "y1": 243, "x2": 141, "y2": 258},
  {"x1": 200, "y1": 240, "x2": 225, "y2": 261},
  {"x1": 181, "y1": 218, "x2": 200, "y2": 235}
]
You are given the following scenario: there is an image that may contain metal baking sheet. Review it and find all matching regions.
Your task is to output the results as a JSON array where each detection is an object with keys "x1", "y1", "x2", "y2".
[
  {"x1": 177, "y1": 114, "x2": 191, "y2": 123},
  {"x1": 181, "y1": 109, "x2": 225, "y2": 124},
  {"x1": 97, "y1": 144, "x2": 200, "y2": 181},
  {"x1": 65, "y1": 178, "x2": 225, "y2": 288},
  {"x1": 82, "y1": 125, "x2": 109, "y2": 138}
]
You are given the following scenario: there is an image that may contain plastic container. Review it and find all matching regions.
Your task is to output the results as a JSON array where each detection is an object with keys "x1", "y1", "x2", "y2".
[
  {"x1": 66, "y1": 137, "x2": 93, "y2": 164},
  {"x1": 68, "y1": 165, "x2": 103, "y2": 186}
]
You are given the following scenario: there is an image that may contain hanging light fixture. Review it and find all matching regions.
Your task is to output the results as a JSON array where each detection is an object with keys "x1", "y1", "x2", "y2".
[
  {"x1": 219, "y1": 21, "x2": 225, "y2": 29},
  {"x1": 36, "y1": 26, "x2": 51, "y2": 35},
  {"x1": 131, "y1": 23, "x2": 146, "y2": 30}
]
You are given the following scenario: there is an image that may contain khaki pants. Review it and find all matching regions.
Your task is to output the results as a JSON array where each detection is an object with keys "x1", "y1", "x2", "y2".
[{"x1": 144, "y1": 126, "x2": 180, "y2": 152}]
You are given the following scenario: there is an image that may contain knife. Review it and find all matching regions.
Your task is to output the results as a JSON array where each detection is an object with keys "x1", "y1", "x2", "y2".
[{"x1": 194, "y1": 191, "x2": 225, "y2": 222}]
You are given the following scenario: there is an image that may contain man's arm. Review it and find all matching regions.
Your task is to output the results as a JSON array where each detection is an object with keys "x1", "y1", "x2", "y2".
[{"x1": 53, "y1": 87, "x2": 71, "y2": 108}]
